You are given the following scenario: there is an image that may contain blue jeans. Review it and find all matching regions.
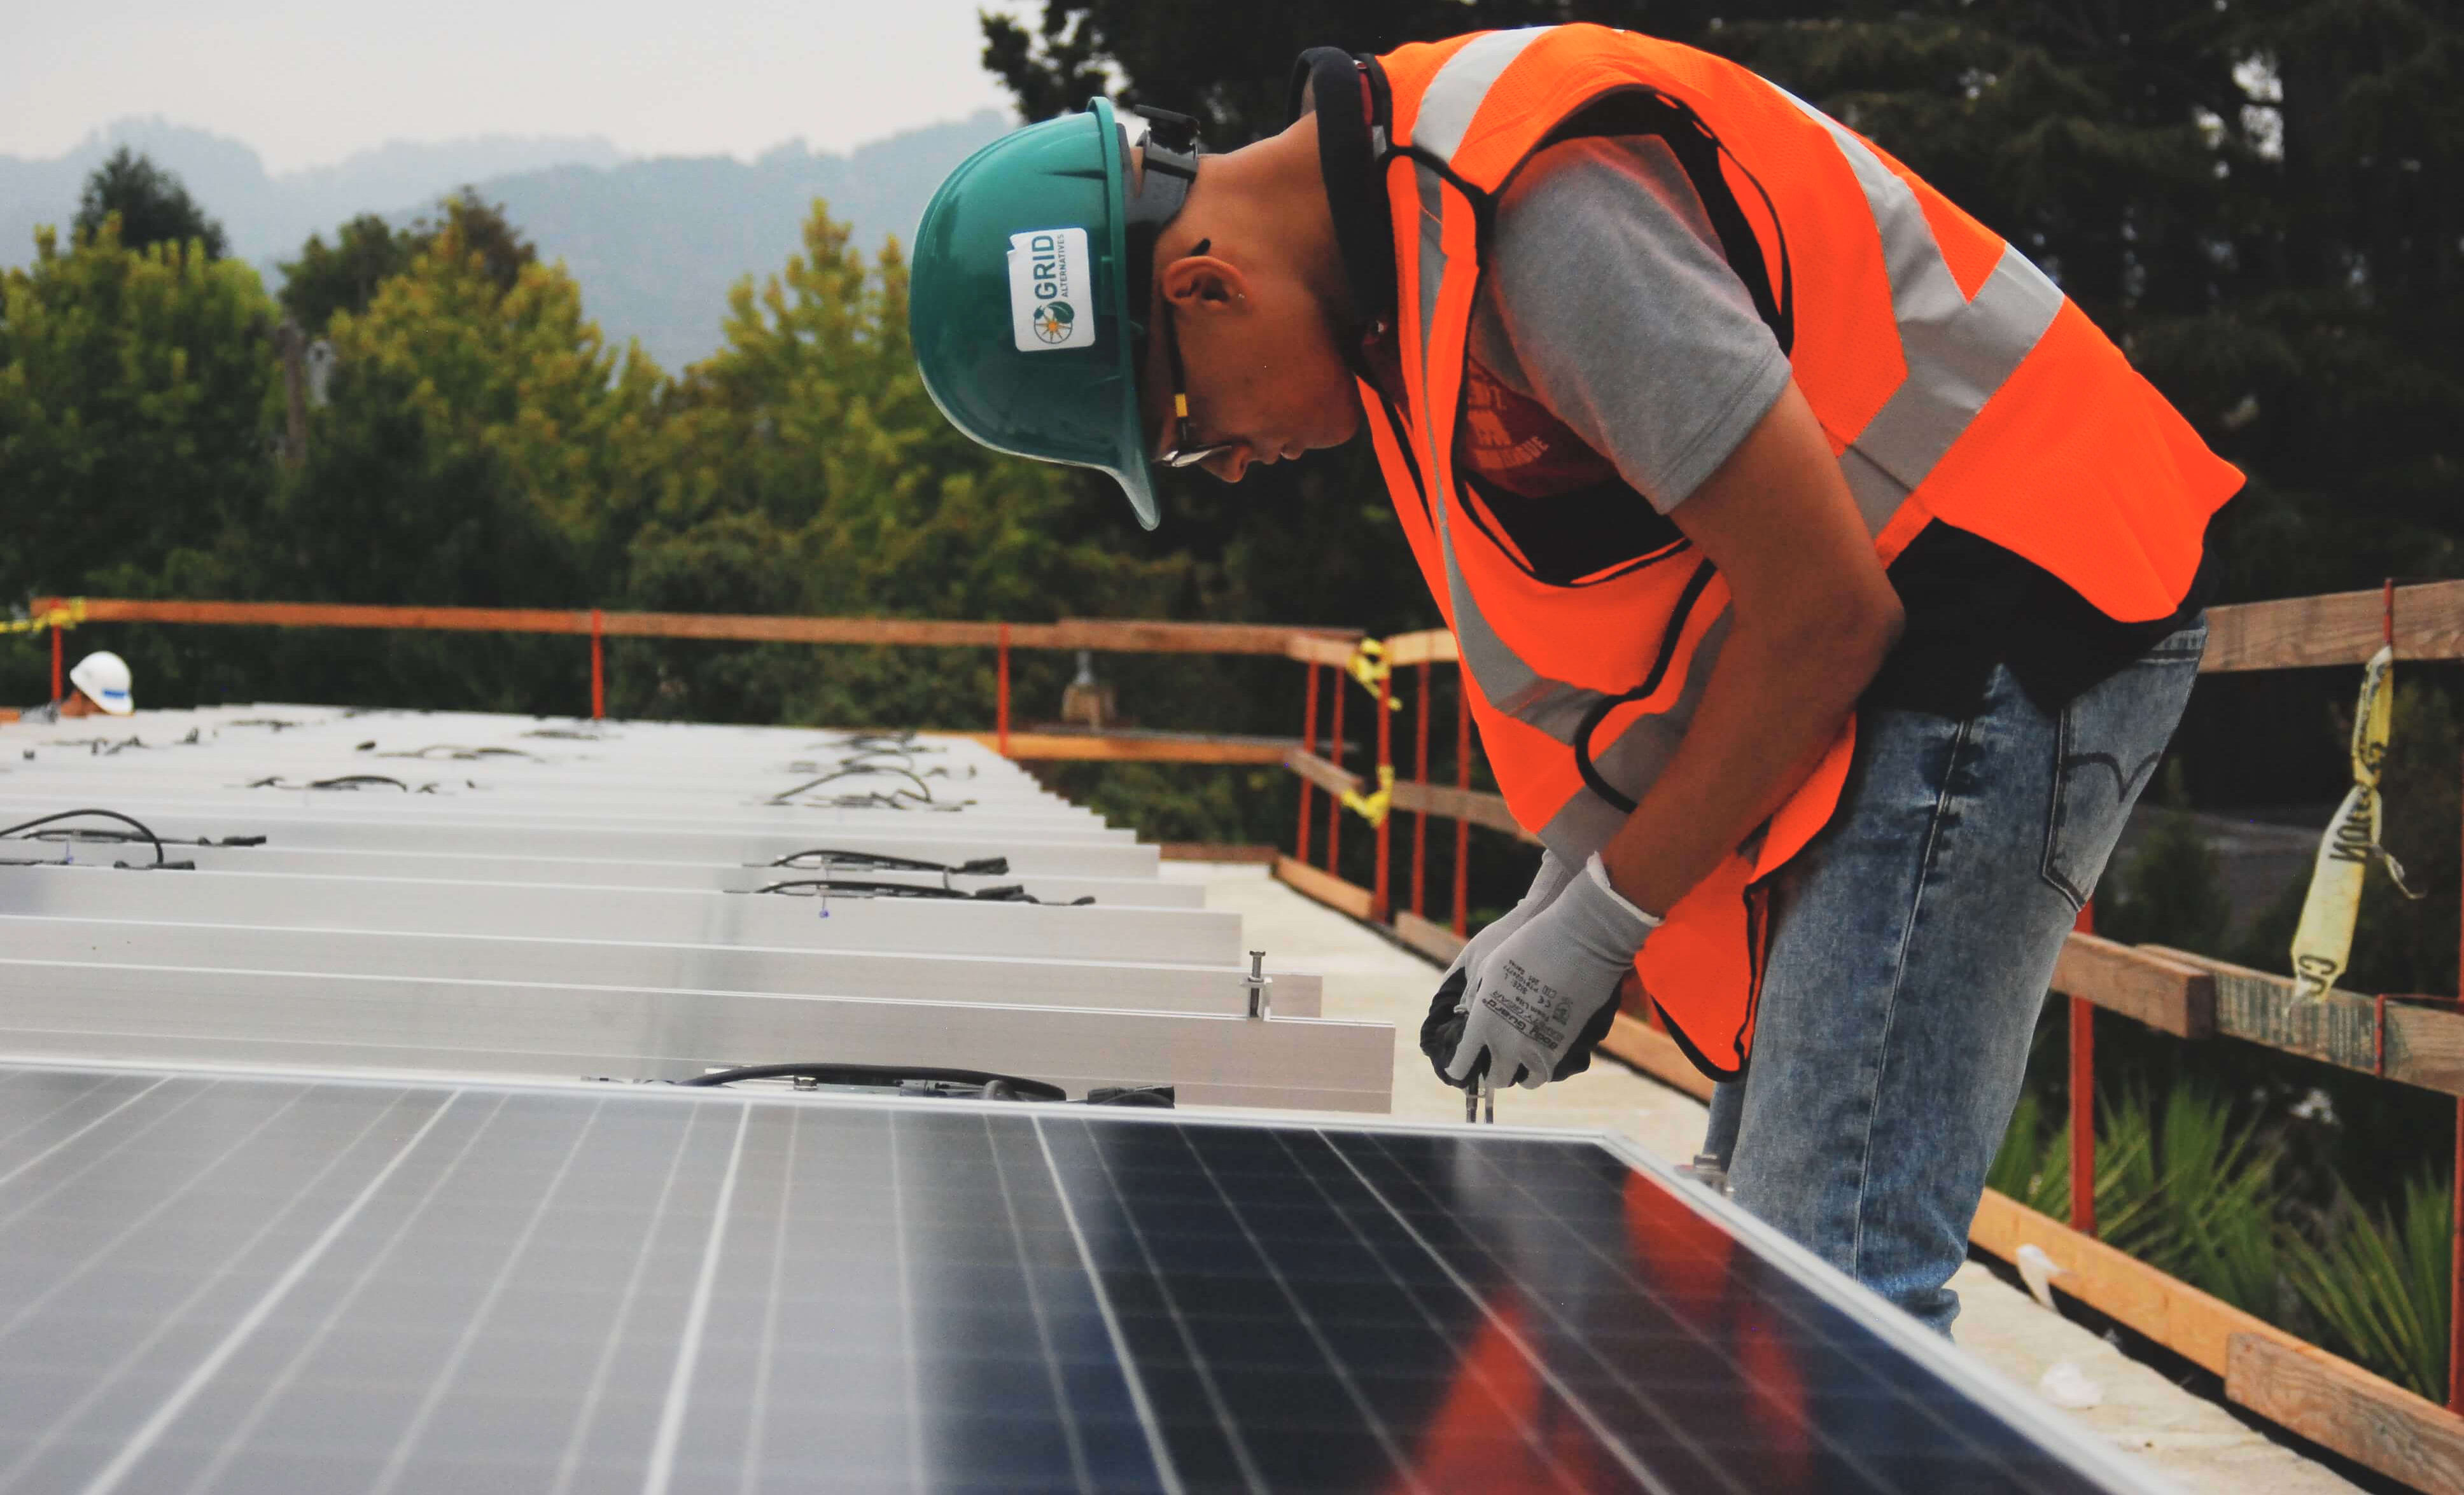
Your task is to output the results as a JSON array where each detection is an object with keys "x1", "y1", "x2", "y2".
[{"x1": 1699, "y1": 620, "x2": 2207, "y2": 1333}]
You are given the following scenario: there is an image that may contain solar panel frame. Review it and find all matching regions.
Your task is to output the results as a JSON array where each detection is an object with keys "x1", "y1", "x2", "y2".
[
  {"x1": 0, "y1": 917, "x2": 1324, "y2": 1017},
  {"x1": 0, "y1": 865, "x2": 1240, "y2": 965},
  {"x1": 0, "y1": 964, "x2": 1385, "y2": 1107}
]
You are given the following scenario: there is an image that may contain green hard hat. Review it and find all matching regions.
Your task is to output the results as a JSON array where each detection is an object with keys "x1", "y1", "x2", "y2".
[{"x1": 910, "y1": 99, "x2": 1202, "y2": 531}]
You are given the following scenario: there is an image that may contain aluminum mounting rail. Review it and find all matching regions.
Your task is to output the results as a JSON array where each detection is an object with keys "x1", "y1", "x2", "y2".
[{"x1": 0, "y1": 962, "x2": 1387, "y2": 1110}]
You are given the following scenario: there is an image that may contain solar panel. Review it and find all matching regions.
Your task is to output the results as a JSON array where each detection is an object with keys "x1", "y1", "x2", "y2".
[{"x1": 0, "y1": 1062, "x2": 2157, "y2": 1494}]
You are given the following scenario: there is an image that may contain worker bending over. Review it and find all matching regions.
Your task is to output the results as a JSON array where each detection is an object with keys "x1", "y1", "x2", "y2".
[
  {"x1": 11, "y1": 651, "x2": 135, "y2": 725},
  {"x1": 908, "y1": 25, "x2": 2236, "y2": 1330}
]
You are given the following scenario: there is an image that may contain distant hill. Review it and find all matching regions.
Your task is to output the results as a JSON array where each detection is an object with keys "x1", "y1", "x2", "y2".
[
  {"x1": 0, "y1": 119, "x2": 627, "y2": 270},
  {"x1": 461, "y1": 114, "x2": 1009, "y2": 372},
  {"x1": 0, "y1": 111, "x2": 1012, "y2": 373}
]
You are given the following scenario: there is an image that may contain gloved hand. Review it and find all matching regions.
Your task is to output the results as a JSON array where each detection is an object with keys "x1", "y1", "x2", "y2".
[
  {"x1": 1419, "y1": 852, "x2": 1577, "y2": 1086},
  {"x1": 1445, "y1": 853, "x2": 1660, "y2": 1090}
]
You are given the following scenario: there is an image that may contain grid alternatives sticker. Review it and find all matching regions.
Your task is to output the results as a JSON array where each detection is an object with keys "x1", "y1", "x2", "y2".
[{"x1": 1008, "y1": 228, "x2": 1095, "y2": 352}]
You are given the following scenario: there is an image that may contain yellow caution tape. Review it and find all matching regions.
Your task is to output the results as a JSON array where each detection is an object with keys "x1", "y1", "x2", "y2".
[
  {"x1": 0, "y1": 599, "x2": 84, "y2": 636},
  {"x1": 2290, "y1": 644, "x2": 2423, "y2": 1001},
  {"x1": 1341, "y1": 765, "x2": 1396, "y2": 829},
  {"x1": 1344, "y1": 639, "x2": 1401, "y2": 710}
]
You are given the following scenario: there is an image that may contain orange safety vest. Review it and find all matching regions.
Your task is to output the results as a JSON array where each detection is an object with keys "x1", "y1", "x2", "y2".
[{"x1": 1355, "y1": 25, "x2": 2241, "y2": 1076}]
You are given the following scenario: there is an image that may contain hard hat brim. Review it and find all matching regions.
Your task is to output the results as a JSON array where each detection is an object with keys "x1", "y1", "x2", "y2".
[{"x1": 1082, "y1": 96, "x2": 1164, "y2": 531}]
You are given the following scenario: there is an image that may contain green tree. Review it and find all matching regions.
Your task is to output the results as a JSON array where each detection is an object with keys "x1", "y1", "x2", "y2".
[
  {"x1": 279, "y1": 195, "x2": 539, "y2": 335},
  {"x1": 277, "y1": 214, "x2": 415, "y2": 333},
  {"x1": 0, "y1": 219, "x2": 275, "y2": 608},
  {"x1": 73, "y1": 148, "x2": 228, "y2": 260},
  {"x1": 325, "y1": 198, "x2": 661, "y2": 571}
]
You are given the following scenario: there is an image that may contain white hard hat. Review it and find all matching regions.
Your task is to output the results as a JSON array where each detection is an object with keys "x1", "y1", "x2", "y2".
[{"x1": 68, "y1": 651, "x2": 133, "y2": 716}]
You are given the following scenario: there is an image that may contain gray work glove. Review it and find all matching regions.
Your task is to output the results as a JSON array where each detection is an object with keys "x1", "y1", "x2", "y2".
[
  {"x1": 1445, "y1": 853, "x2": 1660, "y2": 1090},
  {"x1": 1418, "y1": 852, "x2": 1576, "y2": 1087}
]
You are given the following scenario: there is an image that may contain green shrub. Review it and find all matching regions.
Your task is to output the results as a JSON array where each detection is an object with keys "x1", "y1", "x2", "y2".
[{"x1": 2286, "y1": 1174, "x2": 2453, "y2": 1400}]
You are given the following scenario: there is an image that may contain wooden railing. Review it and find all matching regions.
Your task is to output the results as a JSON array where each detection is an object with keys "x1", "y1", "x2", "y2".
[{"x1": 25, "y1": 597, "x2": 1353, "y2": 762}]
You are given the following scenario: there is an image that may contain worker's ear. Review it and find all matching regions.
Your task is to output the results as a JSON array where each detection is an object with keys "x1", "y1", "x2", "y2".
[{"x1": 1159, "y1": 250, "x2": 1251, "y2": 318}]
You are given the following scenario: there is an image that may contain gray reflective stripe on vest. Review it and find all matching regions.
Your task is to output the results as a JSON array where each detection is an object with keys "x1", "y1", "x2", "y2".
[
  {"x1": 1410, "y1": 156, "x2": 1625, "y2": 752},
  {"x1": 1784, "y1": 92, "x2": 2065, "y2": 524},
  {"x1": 1537, "y1": 608, "x2": 1734, "y2": 862},
  {"x1": 1410, "y1": 27, "x2": 1553, "y2": 162}
]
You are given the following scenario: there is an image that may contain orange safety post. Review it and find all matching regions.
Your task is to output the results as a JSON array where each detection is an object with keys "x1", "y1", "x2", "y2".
[
  {"x1": 1453, "y1": 666, "x2": 1471, "y2": 938},
  {"x1": 1325, "y1": 663, "x2": 1347, "y2": 873},
  {"x1": 2450, "y1": 1101, "x2": 2464, "y2": 1414},
  {"x1": 2453, "y1": 1082, "x2": 2463, "y2": 1413},
  {"x1": 1411, "y1": 661, "x2": 1431, "y2": 919},
  {"x1": 2436, "y1": 577, "x2": 2464, "y2": 1416},
  {"x1": 50, "y1": 617, "x2": 64, "y2": 704},
  {"x1": 996, "y1": 623, "x2": 1012, "y2": 758},
  {"x1": 2070, "y1": 900, "x2": 2097, "y2": 1236},
  {"x1": 1296, "y1": 662, "x2": 1319, "y2": 863},
  {"x1": 1372, "y1": 661, "x2": 1394, "y2": 922},
  {"x1": 589, "y1": 609, "x2": 605, "y2": 720}
]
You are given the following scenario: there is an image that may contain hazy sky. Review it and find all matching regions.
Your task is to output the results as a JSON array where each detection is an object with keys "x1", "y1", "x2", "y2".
[{"x1": 5, "y1": 0, "x2": 1028, "y2": 171}]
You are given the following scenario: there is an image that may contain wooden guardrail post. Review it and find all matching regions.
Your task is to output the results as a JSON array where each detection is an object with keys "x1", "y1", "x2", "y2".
[{"x1": 2453, "y1": 1083, "x2": 2463, "y2": 1414}]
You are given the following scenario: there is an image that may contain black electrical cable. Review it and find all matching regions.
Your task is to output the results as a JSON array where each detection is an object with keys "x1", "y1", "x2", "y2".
[
  {"x1": 766, "y1": 849, "x2": 1009, "y2": 876},
  {"x1": 746, "y1": 878, "x2": 1074, "y2": 903},
  {"x1": 675, "y1": 1063, "x2": 1068, "y2": 1100},
  {"x1": 0, "y1": 809, "x2": 171, "y2": 867},
  {"x1": 817, "y1": 791, "x2": 970, "y2": 812},
  {"x1": 247, "y1": 775, "x2": 414, "y2": 791},
  {"x1": 767, "y1": 764, "x2": 939, "y2": 806},
  {"x1": 820, "y1": 731, "x2": 933, "y2": 754},
  {"x1": 756, "y1": 877, "x2": 1088, "y2": 905},
  {"x1": 380, "y1": 745, "x2": 540, "y2": 761},
  {"x1": 29, "y1": 828, "x2": 265, "y2": 850}
]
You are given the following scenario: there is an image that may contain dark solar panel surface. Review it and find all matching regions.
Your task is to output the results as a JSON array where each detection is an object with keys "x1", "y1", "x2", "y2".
[{"x1": 0, "y1": 1064, "x2": 2141, "y2": 1494}]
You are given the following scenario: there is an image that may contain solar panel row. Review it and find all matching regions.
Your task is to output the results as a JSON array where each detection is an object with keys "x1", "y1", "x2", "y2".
[{"x1": 0, "y1": 708, "x2": 1385, "y2": 1107}]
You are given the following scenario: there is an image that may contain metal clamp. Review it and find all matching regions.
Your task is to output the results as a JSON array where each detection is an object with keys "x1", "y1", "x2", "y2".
[
  {"x1": 1340, "y1": 765, "x2": 1396, "y2": 828},
  {"x1": 1243, "y1": 950, "x2": 1272, "y2": 1020},
  {"x1": 1679, "y1": 1153, "x2": 1732, "y2": 1195},
  {"x1": 1343, "y1": 639, "x2": 1402, "y2": 709},
  {"x1": 1462, "y1": 1074, "x2": 1494, "y2": 1125},
  {"x1": 1, "y1": 598, "x2": 85, "y2": 637}
]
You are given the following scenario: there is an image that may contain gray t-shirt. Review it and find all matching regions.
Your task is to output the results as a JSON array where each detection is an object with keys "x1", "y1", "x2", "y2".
[{"x1": 1466, "y1": 136, "x2": 1793, "y2": 512}]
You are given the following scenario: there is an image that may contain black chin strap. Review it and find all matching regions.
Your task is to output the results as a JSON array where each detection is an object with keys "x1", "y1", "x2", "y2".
[{"x1": 1119, "y1": 107, "x2": 1203, "y2": 352}]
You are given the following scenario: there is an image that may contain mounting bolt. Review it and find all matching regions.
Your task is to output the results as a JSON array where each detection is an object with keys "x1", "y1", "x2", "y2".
[{"x1": 1243, "y1": 950, "x2": 1272, "y2": 1020}]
